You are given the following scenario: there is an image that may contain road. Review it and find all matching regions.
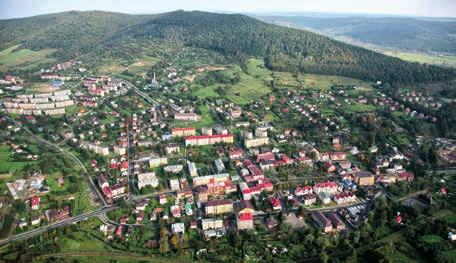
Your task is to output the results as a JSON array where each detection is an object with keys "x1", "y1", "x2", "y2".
[{"x1": 0, "y1": 205, "x2": 118, "y2": 246}]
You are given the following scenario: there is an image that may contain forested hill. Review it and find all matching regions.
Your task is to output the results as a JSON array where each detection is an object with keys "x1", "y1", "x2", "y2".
[{"x1": 1, "y1": 10, "x2": 454, "y2": 84}]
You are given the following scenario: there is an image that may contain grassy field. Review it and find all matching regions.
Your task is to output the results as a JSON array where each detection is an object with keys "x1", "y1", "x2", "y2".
[
  {"x1": 274, "y1": 71, "x2": 372, "y2": 91},
  {"x1": 174, "y1": 104, "x2": 215, "y2": 129},
  {"x1": 0, "y1": 44, "x2": 56, "y2": 69},
  {"x1": 384, "y1": 51, "x2": 456, "y2": 68},
  {"x1": 342, "y1": 103, "x2": 377, "y2": 114},
  {"x1": 193, "y1": 84, "x2": 221, "y2": 99},
  {"x1": 96, "y1": 58, "x2": 127, "y2": 74},
  {"x1": 0, "y1": 145, "x2": 31, "y2": 174},
  {"x1": 225, "y1": 65, "x2": 271, "y2": 105},
  {"x1": 126, "y1": 56, "x2": 160, "y2": 75}
]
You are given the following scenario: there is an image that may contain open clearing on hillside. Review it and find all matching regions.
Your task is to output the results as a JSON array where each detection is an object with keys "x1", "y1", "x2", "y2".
[
  {"x1": 0, "y1": 45, "x2": 56, "y2": 69},
  {"x1": 274, "y1": 72, "x2": 373, "y2": 91},
  {"x1": 191, "y1": 58, "x2": 372, "y2": 104},
  {"x1": 384, "y1": 51, "x2": 456, "y2": 68}
]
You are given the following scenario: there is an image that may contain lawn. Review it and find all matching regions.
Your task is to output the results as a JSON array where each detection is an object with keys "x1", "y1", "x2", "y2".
[
  {"x1": 0, "y1": 44, "x2": 56, "y2": 69},
  {"x1": 193, "y1": 84, "x2": 220, "y2": 99},
  {"x1": 174, "y1": 104, "x2": 215, "y2": 129},
  {"x1": 0, "y1": 145, "x2": 32, "y2": 174},
  {"x1": 60, "y1": 232, "x2": 109, "y2": 252},
  {"x1": 342, "y1": 103, "x2": 377, "y2": 114},
  {"x1": 384, "y1": 51, "x2": 456, "y2": 68}
]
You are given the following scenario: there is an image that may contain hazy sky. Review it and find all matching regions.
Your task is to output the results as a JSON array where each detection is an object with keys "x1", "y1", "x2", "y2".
[{"x1": 1, "y1": 0, "x2": 455, "y2": 19}]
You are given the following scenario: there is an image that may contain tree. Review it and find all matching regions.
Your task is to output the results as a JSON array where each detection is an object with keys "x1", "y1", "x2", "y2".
[{"x1": 171, "y1": 233, "x2": 180, "y2": 251}]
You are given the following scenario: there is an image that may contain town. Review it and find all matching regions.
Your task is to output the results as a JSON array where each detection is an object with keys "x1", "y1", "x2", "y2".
[{"x1": 0, "y1": 8, "x2": 455, "y2": 263}]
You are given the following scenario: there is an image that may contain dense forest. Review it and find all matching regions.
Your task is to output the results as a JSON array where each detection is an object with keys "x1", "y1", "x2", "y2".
[{"x1": 0, "y1": 10, "x2": 455, "y2": 84}]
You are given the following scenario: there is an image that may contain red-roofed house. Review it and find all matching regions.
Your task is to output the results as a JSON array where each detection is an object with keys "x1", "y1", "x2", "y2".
[
  {"x1": 31, "y1": 196, "x2": 40, "y2": 210},
  {"x1": 397, "y1": 172, "x2": 414, "y2": 182},
  {"x1": 269, "y1": 197, "x2": 282, "y2": 211},
  {"x1": 295, "y1": 186, "x2": 313, "y2": 196},
  {"x1": 236, "y1": 200, "x2": 255, "y2": 230}
]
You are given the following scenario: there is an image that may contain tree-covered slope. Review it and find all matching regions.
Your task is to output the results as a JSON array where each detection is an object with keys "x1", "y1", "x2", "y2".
[{"x1": 1, "y1": 10, "x2": 454, "y2": 84}]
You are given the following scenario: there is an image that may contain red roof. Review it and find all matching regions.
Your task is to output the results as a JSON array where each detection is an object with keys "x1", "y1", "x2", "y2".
[
  {"x1": 31, "y1": 196, "x2": 40, "y2": 206},
  {"x1": 239, "y1": 213, "x2": 253, "y2": 221},
  {"x1": 314, "y1": 181, "x2": 338, "y2": 189},
  {"x1": 102, "y1": 186, "x2": 112, "y2": 198},
  {"x1": 257, "y1": 152, "x2": 275, "y2": 163},
  {"x1": 269, "y1": 197, "x2": 281, "y2": 207},
  {"x1": 120, "y1": 161, "x2": 129, "y2": 170}
]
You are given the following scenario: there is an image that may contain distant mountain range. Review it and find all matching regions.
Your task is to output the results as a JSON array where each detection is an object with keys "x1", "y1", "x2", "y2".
[
  {"x1": 0, "y1": 10, "x2": 454, "y2": 84},
  {"x1": 258, "y1": 15, "x2": 456, "y2": 55}
]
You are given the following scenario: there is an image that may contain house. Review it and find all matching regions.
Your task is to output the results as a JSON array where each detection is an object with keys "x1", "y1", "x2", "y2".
[
  {"x1": 30, "y1": 196, "x2": 40, "y2": 210},
  {"x1": 312, "y1": 212, "x2": 332, "y2": 233},
  {"x1": 111, "y1": 183, "x2": 127, "y2": 197},
  {"x1": 172, "y1": 223, "x2": 186, "y2": 234},
  {"x1": 448, "y1": 232, "x2": 456, "y2": 241},
  {"x1": 159, "y1": 194, "x2": 167, "y2": 205},
  {"x1": 269, "y1": 197, "x2": 282, "y2": 211},
  {"x1": 116, "y1": 225, "x2": 123, "y2": 238},
  {"x1": 31, "y1": 215, "x2": 41, "y2": 226},
  {"x1": 257, "y1": 152, "x2": 275, "y2": 163},
  {"x1": 313, "y1": 181, "x2": 339, "y2": 194},
  {"x1": 333, "y1": 192, "x2": 356, "y2": 205},
  {"x1": 170, "y1": 205, "x2": 181, "y2": 218},
  {"x1": 397, "y1": 172, "x2": 414, "y2": 182},
  {"x1": 323, "y1": 161, "x2": 336, "y2": 173},
  {"x1": 235, "y1": 200, "x2": 255, "y2": 230},
  {"x1": 204, "y1": 199, "x2": 233, "y2": 215},
  {"x1": 137, "y1": 172, "x2": 158, "y2": 189},
  {"x1": 187, "y1": 161, "x2": 198, "y2": 177},
  {"x1": 169, "y1": 179, "x2": 181, "y2": 191},
  {"x1": 303, "y1": 193, "x2": 317, "y2": 206},
  {"x1": 295, "y1": 186, "x2": 313, "y2": 196},
  {"x1": 354, "y1": 171, "x2": 375, "y2": 186},
  {"x1": 330, "y1": 152, "x2": 347, "y2": 161},
  {"x1": 214, "y1": 159, "x2": 225, "y2": 173},
  {"x1": 229, "y1": 148, "x2": 243, "y2": 160},
  {"x1": 135, "y1": 200, "x2": 148, "y2": 211},
  {"x1": 201, "y1": 218, "x2": 223, "y2": 230},
  {"x1": 165, "y1": 144, "x2": 180, "y2": 155}
]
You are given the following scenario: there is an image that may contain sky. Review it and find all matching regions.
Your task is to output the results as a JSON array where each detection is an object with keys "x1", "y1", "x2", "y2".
[{"x1": 1, "y1": 0, "x2": 455, "y2": 19}]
